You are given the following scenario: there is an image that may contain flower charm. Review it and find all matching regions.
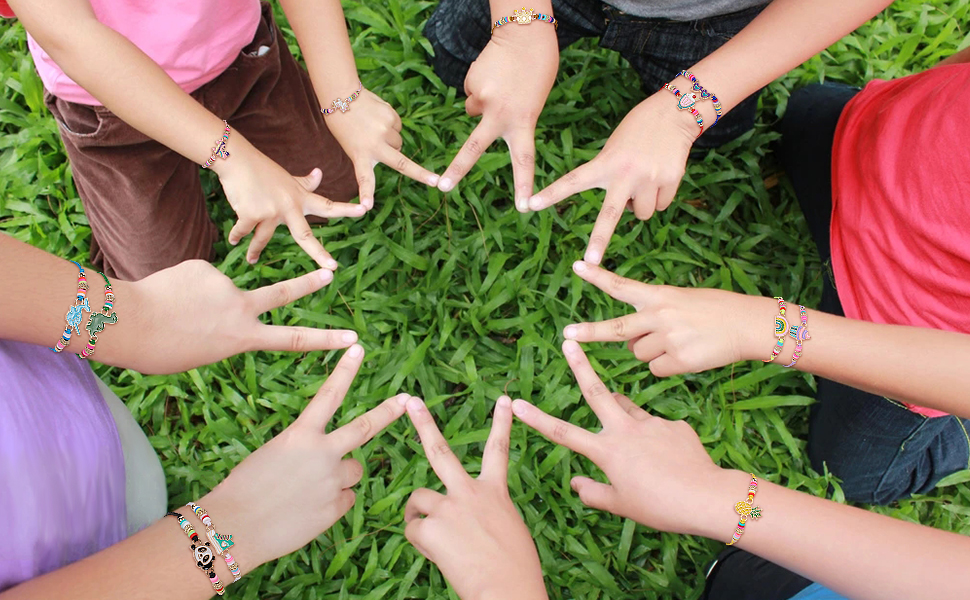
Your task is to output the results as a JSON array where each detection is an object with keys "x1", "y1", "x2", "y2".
[
  {"x1": 513, "y1": 7, "x2": 535, "y2": 24},
  {"x1": 332, "y1": 97, "x2": 351, "y2": 113}
]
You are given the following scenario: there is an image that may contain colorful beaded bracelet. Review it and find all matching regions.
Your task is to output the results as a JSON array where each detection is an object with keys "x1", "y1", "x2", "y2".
[
  {"x1": 202, "y1": 121, "x2": 231, "y2": 169},
  {"x1": 51, "y1": 260, "x2": 91, "y2": 353},
  {"x1": 783, "y1": 304, "x2": 811, "y2": 369},
  {"x1": 726, "y1": 474, "x2": 762, "y2": 546},
  {"x1": 491, "y1": 7, "x2": 557, "y2": 34},
  {"x1": 187, "y1": 502, "x2": 241, "y2": 582},
  {"x1": 166, "y1": 512, "x2": 226, "y2": 595},
  {"x1": 678, "y1": 70, "x2": 723, "y2": 127},
  {"x1": 76, "y1": 271, "x2": 118, "y2": 360},
  {"x1": 662, "y1": 83, "x2": 704, "y2": 136},
  {"x1": 322, "y1": 81, "x2": 363, "y2": 115},
  {"x1": 763, "y1": 297, "x2": 788, "y2": 363}
]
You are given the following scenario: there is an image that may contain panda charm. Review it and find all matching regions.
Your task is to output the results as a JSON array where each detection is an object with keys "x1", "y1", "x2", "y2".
[{"x1": 192, "y1": 541, "x2": 215, "y2": 571}]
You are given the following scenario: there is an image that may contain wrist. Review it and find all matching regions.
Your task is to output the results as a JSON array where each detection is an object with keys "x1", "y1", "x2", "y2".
[
  {"x1": 649, "y1": 90, "x2": 701, "y2": 144},
  {"x1": 692, "y1": 468, "x2": 753, "y2": 541},
  {"x1": 739, "y1": 295, "x2": 782, "y2": 362},
  {"x1": 196, "y1": 485, "x2": 269, "y2": 577}
]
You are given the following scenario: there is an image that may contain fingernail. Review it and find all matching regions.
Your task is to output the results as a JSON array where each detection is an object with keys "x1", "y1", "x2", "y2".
[
  {"x1": 570, "y1": 479, "x2": 580, "y2": 492},
  {"x1": 528, "y1": 196, "x2": 542, "y2": 210},
  {"x1": 497, "y1": 395, "x2": 511, "y2": 408},
  {"x1": 563, "y1": 339, "x2": 580, "y2": 355},
  {"x1": 341, "y1": 331, "x2": 358, "y2": 344},
  {"x1": 318, "y1": 269, "x2": 333, "y2": 284},
  {"x1": 407, "y1": 396, "x2": 426, "y2": 412},
  {"x1": 229, "y1": 239, "x2": 239, "y2": 246},
  {"x1": 325, "y1": 258, "x2": 339, "y2": 270},
  {"x1": 511, "y1": 399, "x2": 528, "y2": 416},
  {"x1": 347, "y1": 343, "x2": 363, "y2": 358},
  {"x1": 396, "y1": 393, "x2": 409, "y2": 406},
  {"x1": 248, "y1": 256, "x2": 257, "y2": 265},
  {"x1": 515, "y1": 197, "x2": 528, "y2": 213},
  {"x1": 584, "y1": 249, "x2": 602, "y2": 265},
  {"x1": 438, "y1": 177, "x2": 454, "y2": 192},
  {"x1": 572, "y1": 260, "x2": 588, "y2": 273},
  {"x1": 427, "y1": 174, "x2": 440, "y2": 186},
  {"x1": 563, "y1": 325, "x2": 578, "y2": 339}
]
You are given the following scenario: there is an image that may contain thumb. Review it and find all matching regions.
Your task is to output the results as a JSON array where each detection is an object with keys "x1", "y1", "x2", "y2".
[
  {"x1": 465, "y1": 94, "x2": 484, "y2": 117},
  {"x1": 570, "y1": 476, "x2": 617, "y2": 513},
  {"x1": 296, "y1": 168, "x2": 323, "y2": 192}
]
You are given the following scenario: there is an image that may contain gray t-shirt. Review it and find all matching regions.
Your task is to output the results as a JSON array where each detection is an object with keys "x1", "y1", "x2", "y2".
[{"x1": 604, "y1": 0, "x2": 768, "y2": 22}]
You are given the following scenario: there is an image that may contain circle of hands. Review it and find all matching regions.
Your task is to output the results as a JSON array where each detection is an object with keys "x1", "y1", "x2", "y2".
[{"x1": 171, "y1": 31, "x2": 741, "y2": 598}]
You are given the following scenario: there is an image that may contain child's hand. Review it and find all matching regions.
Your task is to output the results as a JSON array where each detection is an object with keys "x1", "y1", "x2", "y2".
[
  {"x1": 200, "y1": 346, "x2": 410, "y2": 572},
  {"x1": 512, "y1": 340, "x2": 744, "y2": 539},
  {"x1": 528, "y1": 92, "x2": 697, "y2": 264},
  {"x1": 217, "y1": 141, "x2": 366, "y2": 268},
  {"x1": 563, "y1": 261, "x2": 775, "y2": 376},
  {"x1": 403, "y1": 396, "x2": 549, "y2": 600},
  {"x1": 119, "y1": 260, "x2": 359, "y2": 374},
  {"x1": 325, "y1": 90, "x2": 440, "y2": 209},
  {"x1": 437, "y1": 24, "x2": 559, "y2": 210}
]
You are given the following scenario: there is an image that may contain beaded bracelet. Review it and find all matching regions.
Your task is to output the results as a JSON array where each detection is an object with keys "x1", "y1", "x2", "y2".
[
  {"x1": 726, "y1": 474, "x2": 762, "y2": 546},
  {"x1": 783, "y1": 304, "x2": 811, "y2": 368},
  {"x1": 51, "y1": 261, "x2": 91, "y2": 353},
  {"x1": 166, "y1": 512, "x2": 226, "y2": 595},
  {"x1": 678, "y1": 70, "x2": 723, "y2": 127},
  {"x1": 187, "y1": 502, "x2": 241, "y2": 582},
  {"x1": 322, "y1": 81, "x2": 363, "y2": 115},
  {"x1": 76, "y1": 271, "x2": 118, "y2": 360},
  {"x1": 491, "y1": 7, "x2": 557, "y2": 34},
  {"x1": 762, "y1": 297, "x2": 790, "y2": 363},
  {"x1": 662, "y1": 83, "x2": 704, "y2": 136},
  {"x1": 202, "y1": 121, "x2": 231, "y2": 169}
]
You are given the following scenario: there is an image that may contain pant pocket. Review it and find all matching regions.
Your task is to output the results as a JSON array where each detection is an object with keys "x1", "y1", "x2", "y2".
[{"x1": 44, "y1": 91, "x2": 107, "y2": 139}]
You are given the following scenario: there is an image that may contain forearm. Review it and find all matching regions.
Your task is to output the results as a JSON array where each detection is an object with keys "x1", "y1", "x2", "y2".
[
  {"x1": 0, "y1": 234, "x2": 148, "y2": 370},
  {"x1": 683, "y1": 0, "x2": 891, "y2": 121},
  {"x1": 740, "y1": 296, "x2": 970, "y2": 417},
  {"x1": 278, "y1": 0, "x2": 360, "y2": 105},
  {"x1": 695, "y1": 470, "x2": 967, "y2": 600},
  {"x1": 936, "y1": 45, "x2": 970, "y2": 67},
  {"x1": 10, "y1": 0, "x2": 254, "y2": 171}
]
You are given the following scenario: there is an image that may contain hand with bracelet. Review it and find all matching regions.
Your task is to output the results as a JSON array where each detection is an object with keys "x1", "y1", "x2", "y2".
[
  {"x1": 1, "y1": 234, "x2": 362, "y2": 374},
  {"x1": 436, "y1": 3, "x2": 560, "y2": 211},
  {"x1": 503, "y1": 341, "x2": 967, "y2": 600},
  {"x1": 558, "y1": 260, "x2": 970, "y2": 413},
  {"x1": 0, "y1": 346, "x2": 411, "y2": 600}
]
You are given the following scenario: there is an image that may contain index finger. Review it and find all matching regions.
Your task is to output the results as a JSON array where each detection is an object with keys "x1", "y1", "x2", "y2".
[
  {"x1": 584, "y1": 187, "x2": 630, "y2": 265},
  {"x1": 479, "y1": 396, "x2": 513, "y2": 483},
  {"x1": 438, "y1": 120, "x2": 498, "y2": 193},
  {"x1": 283, "y1": 212, "x2": 338, "y2": 271},
  {"x1": 406, "y1": 396, "x2": 470, "y2": 489},
  {"x1": 379, "y1": 147, "x2": 440, "y2": 188},
  {"x1": 504, "y1": 128, "x2": 536, "y2": 213},
  {"x1": 511, "y1": 398, "x2": 598, "y2": 459},
  {"x1": 299, "y1": 344, "x2": 365, "y2": 430},
  {"x1": 328, "y1": 393, "x2": 409, "y2": 455},
  {"x1": 571, "y1": 261, "x2": 652, "y2": 308},
  {"x1": 562, "y1": 340, "x2": 625, "y2": 425},
  {"x1": 563, "y1": 312, "x2": 650, "y2": 343},
  {"x1": 527, "y1": 161, "x2": 599, "y2": 212}
]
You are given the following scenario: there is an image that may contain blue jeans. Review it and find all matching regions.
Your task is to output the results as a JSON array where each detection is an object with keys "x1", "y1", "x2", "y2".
[
  {"x1": 778, "y1": 83, "x2": 970, "y2": 505},
  {"x1": 423, "y1": 0, "x2": 767, "y2": 148}
]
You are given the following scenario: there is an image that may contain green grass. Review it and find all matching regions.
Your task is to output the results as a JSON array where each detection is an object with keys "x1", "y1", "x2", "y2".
[{"x1": 2, "y1": 2, "x2": 969, "y2": 598}]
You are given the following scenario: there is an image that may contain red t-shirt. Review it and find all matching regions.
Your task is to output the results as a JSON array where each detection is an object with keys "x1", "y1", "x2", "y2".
[{"x1": 830, "y1": 63, "x2": 970, "y2": 418}]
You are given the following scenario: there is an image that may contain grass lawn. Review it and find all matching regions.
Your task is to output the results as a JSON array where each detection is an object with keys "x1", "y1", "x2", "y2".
[{"x1": 1, "y1": 1, "x2": 969, "y2": 598}]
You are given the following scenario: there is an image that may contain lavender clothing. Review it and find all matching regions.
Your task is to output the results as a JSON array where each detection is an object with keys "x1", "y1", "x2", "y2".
[{"x1": 0, "y1": 340, "x2": 126, "y2": 592}]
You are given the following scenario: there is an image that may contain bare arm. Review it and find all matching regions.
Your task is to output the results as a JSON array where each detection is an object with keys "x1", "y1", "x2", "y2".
[{"x1": 936, "y1": 45, "x2": 970, "y2": 67}]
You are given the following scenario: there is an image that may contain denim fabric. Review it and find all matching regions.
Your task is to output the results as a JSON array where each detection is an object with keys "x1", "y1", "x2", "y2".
[
  {"x1": 423, "y1": 0, "x2": 767, "y2": 148},
  {"x1": 778, "y1": 83, "x2": 970, "y2": 505}
]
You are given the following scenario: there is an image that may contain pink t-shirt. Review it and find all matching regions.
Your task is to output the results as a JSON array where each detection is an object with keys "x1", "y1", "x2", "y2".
[
  {"x1": 830, "y1": 63, "x2": 970, "y2": 418},
  {"x1": 28, "y1": 0, "x2": 261, "y2": 105}
]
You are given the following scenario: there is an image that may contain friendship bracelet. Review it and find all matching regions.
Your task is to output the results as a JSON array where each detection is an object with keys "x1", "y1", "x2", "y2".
[
  {"x1": 662, "y1": 83, "x2": 704, "y2": 136},
  {"x1": 76, "y1": 271, "x2": 118, "y2": 360},
  {"x1": 491, "y1": 7, "x2": 558, "y2": 34},
  {"x1": 762, "y1": 297, "x2": 788, "y2": 363},
  {"x1": 51, "y1": 261, "x2": 91, "y2": 353},
  {"x1": 726, "y1": 474, "x2": 762, "y2": 546},
  {"x1": 187, "y1": 502, "x2": 241, "y2": 582},
  {"x1": 322, "y1": 81, "x2": 363, "y2": 115},
  {"x1": 783, "y1": 304, "x2": 811, "y2": 368},
  {"x1": 202, "y1": 121, "x2": 231, "y2": 169},
  {"x1": 166, "y1": 512, "x2": 226, "y2": 595},
  {"x1": 678, "y1": 70, "x2": 723, "y2": 127}
]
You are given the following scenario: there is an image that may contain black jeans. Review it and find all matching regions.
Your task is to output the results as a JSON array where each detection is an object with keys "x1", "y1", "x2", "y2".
[
  {"x1": 423, "y1": 0, "x2": 767, "y2": 148},
  {"x1": 778, "y1": 83, "x2": 970, "y2": 505}
]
